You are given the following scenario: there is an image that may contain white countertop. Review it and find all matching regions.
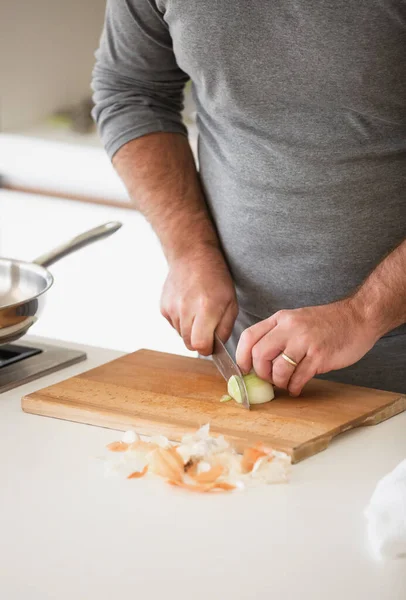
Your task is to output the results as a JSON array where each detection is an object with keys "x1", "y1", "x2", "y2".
[{"x1": 1, "y1": 337, "x2": 405, "y2": 600}]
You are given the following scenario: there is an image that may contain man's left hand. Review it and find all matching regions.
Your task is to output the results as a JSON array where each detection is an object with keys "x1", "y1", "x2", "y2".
[{"x1": 236, "y1": 299, "x2": 379, "y2": 396}]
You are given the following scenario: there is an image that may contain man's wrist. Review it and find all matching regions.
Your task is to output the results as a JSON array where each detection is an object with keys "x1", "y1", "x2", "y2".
[
  {"x1": 345, "y1": 240, "x2": 406, "y2": 341},
  {"x1": 166, "y1": 238, "x2": 224, "y2": 266},
  {"x1": 161, "y1": 209, "x2": 222, "y2": 264},
  {"x1": 347, "y1": 289, "x2": 390, "y2": 342}
]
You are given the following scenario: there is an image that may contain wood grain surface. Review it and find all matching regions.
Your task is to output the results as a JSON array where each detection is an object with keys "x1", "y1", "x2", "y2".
[{"x1": 22, "y1": 349, "x2": 406, "y2": 463}]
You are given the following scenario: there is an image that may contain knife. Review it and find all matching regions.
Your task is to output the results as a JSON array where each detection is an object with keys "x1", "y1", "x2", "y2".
[{"x1": 212, "y1": 332, "x2": 250, "y2": 409}]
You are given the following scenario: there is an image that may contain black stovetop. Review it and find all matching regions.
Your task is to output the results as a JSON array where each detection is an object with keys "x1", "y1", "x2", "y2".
[
  {"x1": 0, "y1": 343, "x2": 42, "y2": 369},
  {"x1": 0, "y1": 340, "x2": 87, "y2": 393}
]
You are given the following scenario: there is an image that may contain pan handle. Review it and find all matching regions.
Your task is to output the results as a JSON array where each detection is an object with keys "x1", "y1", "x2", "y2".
[{"x1": 32, "y1": 222, "x2": 122, "y2": 268}]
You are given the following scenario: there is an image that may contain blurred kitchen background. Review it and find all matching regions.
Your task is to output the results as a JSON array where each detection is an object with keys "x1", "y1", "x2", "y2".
[{"x1": 0, "y1": 1, "x2": 197, "y2": 355}]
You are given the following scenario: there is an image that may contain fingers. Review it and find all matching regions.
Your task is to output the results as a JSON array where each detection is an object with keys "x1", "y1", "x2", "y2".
[
  {"x1": 251, "y1": 329, "x2": 287, "y2": 381},
  {"x1": 161, "y1": 300, "x2": 194, "y2": 349},
  {"x1": 190, "y1": 300, "x2": 238, "y2": 355},
  {"x1": 236, "y1": 313, "x2": 309, "y2": 390},
  {"x1": 190, "y1": 310, "x2": 220, "y2": 355},
  {"x1": 215, "y1": 302, "x2": 239, "y2": 343},
  {"x1": 180, "y1": 316, "x2": 195, "y2": 351},
  {"x1": 161, "y1": 307, "x2": 173, "y2": 328},
  {"x1": 162, "y1": 296, "x2": 238, "y2": 355},
  {"x1": 288, "y1": 356, "x2": 317, "y2": 396},
  {"x1": 236, "y1": 315, "x2": 277, "y2": 374},
  {"x1": 161, "y1": 306, "x2": 180, "y2": 336},
  {"x1": 271, "y1": 348, "x2": 305, "y2": 390}
]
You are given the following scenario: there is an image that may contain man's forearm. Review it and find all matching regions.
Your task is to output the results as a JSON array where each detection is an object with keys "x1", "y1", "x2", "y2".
[
  {"x1": 113, "y1": 132, "x2": 220, "y2": 263},
  {"x1": 352, "y1": 239, "x2": 406, "y2": 338}
]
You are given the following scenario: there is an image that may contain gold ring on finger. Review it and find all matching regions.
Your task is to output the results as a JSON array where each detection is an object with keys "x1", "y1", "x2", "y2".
[{"x1": 280, "y1": 352, "x2": 298, "y2": 367}]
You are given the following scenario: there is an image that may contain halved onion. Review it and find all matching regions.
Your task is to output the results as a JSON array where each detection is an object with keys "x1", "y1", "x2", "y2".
[{"x1": 227, "y1": 373, "x2": 275, "y2": 405}]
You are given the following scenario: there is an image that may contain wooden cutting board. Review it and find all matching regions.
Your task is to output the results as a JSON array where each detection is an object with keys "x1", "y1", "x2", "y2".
[{"x1": 22, "y1": 349, "x2": 406, "y2": 463}]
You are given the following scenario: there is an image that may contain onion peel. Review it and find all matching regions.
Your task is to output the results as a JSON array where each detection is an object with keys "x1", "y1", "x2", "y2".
[
  {"x1": 184, "y1": 460, "x2": 199, "y2": 477},
  {"x1": 127, "y1": 465, "x2": 149, "y2": 479},
  {"x1": 190, "y1": 464, "x2": 224, "y2": 484},
  {"x1": 104, "y1": 426, "x2": 290, "y2": 492},
  {"x1": 106, "y1": 441, "x2": 129, "y2": 452},
  {"x1": 241, "y1": 446, "x2": 268, "y2": 473},
  {"x1": 128, "y1": 440, "x2": 158, "y2": 452},
  {"x1": 215, "y1": 482, "x2": 236, "y2": 491},
  {"x1": 254, "y1": 441, "x2": 274, "y2": 454},
  {"x1": 167, "y1": 480, "x2": 235, "y2": 493},
  {"x1": 149, "y1": 447, "x2": 185, "y2": 482}
]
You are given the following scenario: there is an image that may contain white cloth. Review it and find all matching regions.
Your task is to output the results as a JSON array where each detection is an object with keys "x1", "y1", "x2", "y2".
[{"x1": 365, "y1": 459, "x2": 406, "y2": 560}]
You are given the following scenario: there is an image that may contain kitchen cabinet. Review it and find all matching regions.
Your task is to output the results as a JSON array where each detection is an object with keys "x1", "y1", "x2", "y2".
[
  {"x1": 1, "y1": 1, "x2": 197, "y2": 206},
  {"x1": 0, "y1": 133, "x2": 131, "y2": 206},
  {"x1": 0, "y1": 189, "x2": 194, "y2": 356},
  {"x1": 0, "y1": 124, "x2": 198, "y2": 207}
]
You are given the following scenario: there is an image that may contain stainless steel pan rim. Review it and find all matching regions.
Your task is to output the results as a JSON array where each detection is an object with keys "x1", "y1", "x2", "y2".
[{"x1": 0, "y1": 258, "x2": 53, "y2": 311}]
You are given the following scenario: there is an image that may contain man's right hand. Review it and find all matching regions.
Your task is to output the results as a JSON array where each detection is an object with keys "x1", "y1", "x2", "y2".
[
  {"x1": 160, "y1": 245, "x2": 238, "y2": 355},
  {"x1": 111, "y1": 132, "x2": 235, "y2": 354}
]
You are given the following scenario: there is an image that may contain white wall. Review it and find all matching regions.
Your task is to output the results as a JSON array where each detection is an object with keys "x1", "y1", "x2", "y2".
[{"x1": 1, "y1": 0, "x2": 106, "y2": 131}]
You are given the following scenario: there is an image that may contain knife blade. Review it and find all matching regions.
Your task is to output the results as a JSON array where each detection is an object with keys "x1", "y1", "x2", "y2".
[{"x1": 212, "y1": 333, "x2": 250, "y2": 409}]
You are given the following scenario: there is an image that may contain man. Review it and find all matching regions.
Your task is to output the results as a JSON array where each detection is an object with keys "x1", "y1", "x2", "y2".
[{"x1": 92, "y1": 0, "x2": 406, "y2": 394}]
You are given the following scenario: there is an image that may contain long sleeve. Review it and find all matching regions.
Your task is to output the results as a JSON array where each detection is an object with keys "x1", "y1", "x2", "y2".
[{"x1": 91, "y1": 0, "x2": 189, "y2": 159}]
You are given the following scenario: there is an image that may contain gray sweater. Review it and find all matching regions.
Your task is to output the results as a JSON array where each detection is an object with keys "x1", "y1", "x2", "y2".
[{"x1": 92, "y1": 0, "x2": 406, "y2": 392}]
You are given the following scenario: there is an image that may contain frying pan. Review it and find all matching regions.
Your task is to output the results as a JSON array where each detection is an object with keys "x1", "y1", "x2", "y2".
[{"x1": 0, "y1": 221, "x2": 122, "y2": 345}]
